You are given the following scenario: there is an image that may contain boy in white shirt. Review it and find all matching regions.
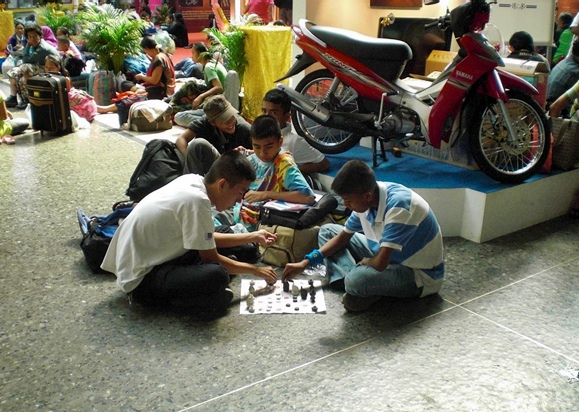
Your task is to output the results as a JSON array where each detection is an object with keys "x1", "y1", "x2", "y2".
[{"x1": 102, "y1": 151, "x2": 278, "y2": 313}]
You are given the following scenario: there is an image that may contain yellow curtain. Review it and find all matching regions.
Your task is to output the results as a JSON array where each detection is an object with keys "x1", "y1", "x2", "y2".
[
  {"x1": 0, "y1": 11, "x2": 14, "y2": 54},
  {"x1": 240, "y1": 26, "x2": 292, "y2": 121}
]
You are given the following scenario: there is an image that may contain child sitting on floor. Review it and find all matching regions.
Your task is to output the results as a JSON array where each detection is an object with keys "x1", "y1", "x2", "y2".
[
  {"x1": 0, "y1": 90, "x2": 29, "y2": 145},
  {"x1": 234, "y1": 115, "x2": 315, "y2": 231}
]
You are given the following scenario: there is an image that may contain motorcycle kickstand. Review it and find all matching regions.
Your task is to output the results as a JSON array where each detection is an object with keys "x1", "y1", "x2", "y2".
[{"x1": 372, "y1": 136, "x2": 388, "y2": 168}]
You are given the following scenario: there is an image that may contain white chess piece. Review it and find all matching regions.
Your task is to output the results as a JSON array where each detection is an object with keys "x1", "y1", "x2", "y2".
[
  {"x1": 247, "y1": 293, "x2": 255, "y2": 309},
  {"x1": 291, "y1": 283, "x2": 300, "y2": 297},
  {"x1": 249, "y1": 280, "x2": 256, "y2": 295}
]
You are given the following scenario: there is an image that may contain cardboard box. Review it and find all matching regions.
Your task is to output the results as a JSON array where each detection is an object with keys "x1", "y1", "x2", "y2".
[
  {"x1": 500, "y1": 58, "x2": 549, "y2": 109},
  {"x1": 425, "y1": 50, "x2": 457, "y2": 76}
]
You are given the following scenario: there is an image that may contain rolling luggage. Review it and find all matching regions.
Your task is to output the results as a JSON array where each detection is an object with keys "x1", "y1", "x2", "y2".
[{"x1": 27, "y1": 73, "x2": 73, "y2": 134}]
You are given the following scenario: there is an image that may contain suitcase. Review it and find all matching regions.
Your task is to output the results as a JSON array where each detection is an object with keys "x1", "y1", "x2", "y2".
[{"x1": 27, "y1": 73, "x2": 73, "y2": 134}]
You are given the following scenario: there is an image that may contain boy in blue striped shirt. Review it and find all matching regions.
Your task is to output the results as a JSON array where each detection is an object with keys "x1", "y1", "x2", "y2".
[{"x1": 282, "y1": 160, "x2": 444, "y2": 312}]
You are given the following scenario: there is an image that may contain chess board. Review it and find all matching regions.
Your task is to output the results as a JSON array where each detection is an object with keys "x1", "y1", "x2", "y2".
[{"x1": 239, "y1": 279, "x2": 326, "y2": 314}]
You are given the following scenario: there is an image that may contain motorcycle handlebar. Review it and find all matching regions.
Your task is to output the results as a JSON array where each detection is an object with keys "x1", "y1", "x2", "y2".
[{"x1": 424, "y1": 12, "x2": 450, "y2": 30}]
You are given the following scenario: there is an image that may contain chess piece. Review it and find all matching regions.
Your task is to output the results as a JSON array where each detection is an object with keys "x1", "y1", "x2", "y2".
[
  {"x1": 308, "y1": 279, "x2": 314, "y2": 286},
  {"x1": 249, "y1": 280, "x2": 256, "y2": 295},
  {"x1": 283, "y1": 281, "x2": 290, "y2": 292},
  {"x1": 246, "y1": 293, "x2": 255, "y2": 310},
  {"x1": 291, "y1": 283, "x2": 300, "y2": 297},
  {"x1": 300, "y1": 287, "x2": 307, "y2": 300}
]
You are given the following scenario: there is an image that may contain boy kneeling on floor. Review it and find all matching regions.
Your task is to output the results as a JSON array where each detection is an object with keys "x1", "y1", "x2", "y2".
[{"x1": 101, "y1": 150, "x2": 278, "y2": 313}]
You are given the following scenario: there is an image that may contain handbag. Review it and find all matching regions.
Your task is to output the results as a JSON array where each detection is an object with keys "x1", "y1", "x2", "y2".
[{"x1": 550, "y1": 117, "x2": 579, "y2": 170}]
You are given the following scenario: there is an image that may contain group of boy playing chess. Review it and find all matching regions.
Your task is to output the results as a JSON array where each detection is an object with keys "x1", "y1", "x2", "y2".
[{"x1": 102, "y1": 88, "x2": 445, "y2": 316}]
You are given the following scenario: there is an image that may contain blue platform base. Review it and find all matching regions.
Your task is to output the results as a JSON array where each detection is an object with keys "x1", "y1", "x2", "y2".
[{"x1": 318, "y1": 146, "x2": 579, "y2": 243}]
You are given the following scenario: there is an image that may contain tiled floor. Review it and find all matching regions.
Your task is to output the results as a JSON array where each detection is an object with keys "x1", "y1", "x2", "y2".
[{"x1": 1, "y1": 115, "x2": 578, "y2": 411}]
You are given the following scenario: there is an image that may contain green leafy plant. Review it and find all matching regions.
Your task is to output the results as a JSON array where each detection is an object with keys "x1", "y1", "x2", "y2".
[
  {"x1": 37, "y1": 5, "x2": 77, "y2": 34},
  {"x1": 153, "y1": 4, "x2": 172, "y2": 25},
  {"x1": 78, "y1": 4, "x2": 146, "y2": 73},
  {"x1": 204, "y1": 27, "x2": 248, "y2": 83}
]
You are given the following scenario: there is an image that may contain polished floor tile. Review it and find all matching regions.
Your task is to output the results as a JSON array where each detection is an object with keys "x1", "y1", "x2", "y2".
[{"x1": 1, "y1": 120, "x2": 578, "y2": 411}]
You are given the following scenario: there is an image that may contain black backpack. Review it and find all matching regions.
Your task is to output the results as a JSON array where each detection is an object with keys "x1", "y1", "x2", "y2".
[{"x1": 126, "y1": 139, "x2": 186, "y2": 201}]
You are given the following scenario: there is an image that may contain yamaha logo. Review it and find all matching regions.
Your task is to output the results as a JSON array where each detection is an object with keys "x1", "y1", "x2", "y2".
[{"x1": 456, "y1": 70, "x2": 474, "y2": 81}]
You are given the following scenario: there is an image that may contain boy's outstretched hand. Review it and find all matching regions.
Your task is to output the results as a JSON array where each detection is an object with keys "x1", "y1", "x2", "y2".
[
  {"x1": 251, "y1": 229, "x2": 277, "y2": 247},
  {"x1": 252, "y1": 265, "x2": 278, "y2": 284},
  {"x1": 282, "y1": 259, "x2": 309, "y2": 282}
]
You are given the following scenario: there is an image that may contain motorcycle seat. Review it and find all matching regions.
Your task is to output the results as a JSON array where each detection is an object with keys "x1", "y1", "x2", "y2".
[{"x1": 310, "y1": 25, "x2": 412, "y2": 62}]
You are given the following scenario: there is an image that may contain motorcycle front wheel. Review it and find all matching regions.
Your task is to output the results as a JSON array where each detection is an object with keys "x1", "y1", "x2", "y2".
[
  {"x1": 469, "y1": 90, "x2": 551, "y2": 184},
  {"x1": 291, "y1": 69, "x2": 361, "y2": 154}
]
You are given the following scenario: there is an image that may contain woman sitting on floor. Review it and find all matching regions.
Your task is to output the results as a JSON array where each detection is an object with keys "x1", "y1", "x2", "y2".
[
  {"x1": 123, "y1": 35, "x2": 175, "y2": 100},
  {"x1": 97, "y1": 36, "x2": 175, "y2": 115}
]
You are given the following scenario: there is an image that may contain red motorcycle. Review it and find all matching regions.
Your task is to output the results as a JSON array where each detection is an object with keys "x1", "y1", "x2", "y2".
[{"x1": 276, "y1": 0, "x2": 550, "y2": 184}]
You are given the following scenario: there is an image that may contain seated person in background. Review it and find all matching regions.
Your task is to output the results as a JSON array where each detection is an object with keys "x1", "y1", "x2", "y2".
[
  {"x1": 282, "y1": 160, "x2": 445, "y2": 312},
  {"x1": 97, "y1": 36, "x2": 175, "y2": 115},
  {"x1": 548, "y1": 79, "x2": 579, "y2": 120},
  {"x1": 169, "y1": 80, "x2": 207, "y2": 116},
  {"x1": 41, "y1": 26, "x2": 58, "y2": 48},
  {"x1": 175, "y1": 95, "x2": 252, "y2": 175},
  {"x1": 507, "y1": 31, "x2": 550, "y2": 69},
  {"x1": 130, "y1": 35, "x2": 175, "y2": 100},
  {"x1": 101, "y1": 151, "x2": 278, "y2": 313},
  {"x1": 167, "y1": 12, "x2": 189, "y2": 48},
  {"x1": 547, "y1": 41, "x2": 579, "y2": 115},
  {"x1": 553, "y1": 12, "x2": 574, "y2": 65},
  {"x1": 261, "y1": 88, "x2": 330, "y2": 174},
  {"x1": 5, "y1": 19, "x2": 27, "y2": 61},
  {"x1": 0, "y1": 90, "x2": 30, "y2": 145},
  {"x1": 44, "y1": 55, "x2": 97, "y2": 122},
  {"x1": 173, "y1": 42, "x2": 227, "y2": 127},
  {"x1": 507, "y1": 31, "x2": 550, "y2": 66},
  {"x1": 235, "y1": 115, "x2": 316, "y2": 230},
  {"x1": 174, "y1": 57, "x2": 204, "y2": 79},
  {"x1": 5, "y1": 24, "x2": 60, "y2": 109},
  {"x1": 55, "y1": 27, "x2": 82, "y2": 59}
]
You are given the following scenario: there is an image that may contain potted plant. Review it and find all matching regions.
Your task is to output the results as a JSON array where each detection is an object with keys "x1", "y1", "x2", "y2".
[
  {"x1": 38, "y1": 4, "x2": 78, "y2": 34},
  {"x1": 78, "y1": 4, "x2": 145, "y2": 73},
  {"x1": 204, "y1": 26, "x2": 248, "y2": 83}
]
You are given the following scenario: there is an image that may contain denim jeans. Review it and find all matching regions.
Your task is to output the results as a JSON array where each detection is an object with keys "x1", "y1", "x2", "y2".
[{"x1": 319, "y1": 224, "x2": 422, "y2": 298}]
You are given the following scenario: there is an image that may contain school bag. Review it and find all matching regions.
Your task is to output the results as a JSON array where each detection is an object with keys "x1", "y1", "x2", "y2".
[
  {"x1": 126, "y1": 139, "x2": 186, "y2": 201},
  {"x1": 257, "y1": 223, "x2": 322, "y2": 267},
  {"x1": 77, "y1": 206, "x2": 134, "y2": 273}
]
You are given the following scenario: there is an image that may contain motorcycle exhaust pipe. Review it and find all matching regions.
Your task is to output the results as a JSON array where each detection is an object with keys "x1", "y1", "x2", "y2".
[{"x1": 276, "y1": 84, "x2": 331, "y2": 124}]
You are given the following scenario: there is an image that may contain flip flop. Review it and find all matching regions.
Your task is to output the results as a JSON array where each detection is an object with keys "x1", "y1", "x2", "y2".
[{"x1": 1, "y1": 136, "x2": 15, "y2": 145}]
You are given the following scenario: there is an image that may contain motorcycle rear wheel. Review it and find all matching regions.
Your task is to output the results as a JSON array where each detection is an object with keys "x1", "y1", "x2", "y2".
[
  {"x1": 469, "y1": 90, "x2": 551, "y2": 184},
  {"x1": 291, "y1": 69, "x2": 361, "y2": 154}
]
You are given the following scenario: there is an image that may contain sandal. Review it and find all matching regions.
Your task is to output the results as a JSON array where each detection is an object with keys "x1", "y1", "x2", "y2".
[{"x1": 1, "y1": 136, "x2": 15, "y2": 145}]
